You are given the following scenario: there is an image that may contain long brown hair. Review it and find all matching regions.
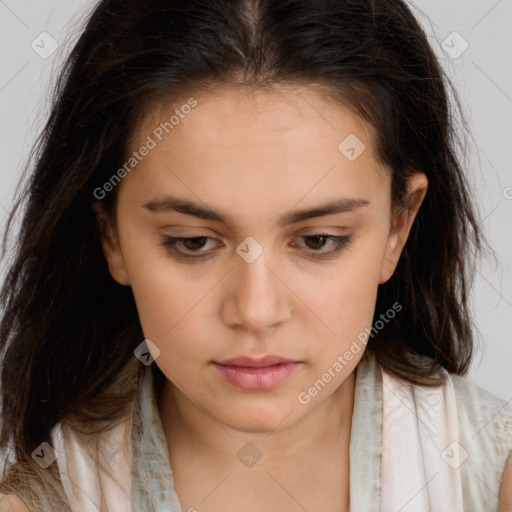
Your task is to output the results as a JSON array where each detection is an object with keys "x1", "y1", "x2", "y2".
[{"x1": 0, "y1": 0, "x2": 484, "y2": 503}]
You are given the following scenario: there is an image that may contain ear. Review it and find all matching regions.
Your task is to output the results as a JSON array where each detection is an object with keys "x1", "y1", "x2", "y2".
[
  {"x1": 379, "y1": 173, "x2": 428, "y2": 284},
  {"x1": 91, "y1": 202, "x2": 131, "y2": 286}
]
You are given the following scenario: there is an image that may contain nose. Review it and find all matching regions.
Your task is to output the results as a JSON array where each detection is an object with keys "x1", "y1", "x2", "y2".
[{"x1": 221, "y1": 249, "x2": 292, "y2": 333}]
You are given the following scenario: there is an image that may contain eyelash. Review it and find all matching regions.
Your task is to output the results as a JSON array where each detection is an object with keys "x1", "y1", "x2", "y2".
[{"x1": 160, "y1": 234, "x2": 352, "y2": 260}]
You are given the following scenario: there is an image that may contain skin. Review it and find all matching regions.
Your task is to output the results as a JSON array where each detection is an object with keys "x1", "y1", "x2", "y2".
[
  {"x1": 0, "y1": 495, "x2": 30, "y2": 512},
  {"x1": 96, "y1": 83, "x2": 432, "y2": 511},
  {"x1": 499, "y1": 455, "x2": 512, "y2": 512}
]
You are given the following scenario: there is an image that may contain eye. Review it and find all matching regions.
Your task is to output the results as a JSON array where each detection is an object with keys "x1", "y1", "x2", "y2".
[
  {"x1": 291, "y1": 234, "x2": 352, "y2": 259},
  {"x1": 160, "y1": 235, "x2": 220, "y2": 256},
  {"x1": 160, "y1": 233, "x2": 352, "y2": 260}
]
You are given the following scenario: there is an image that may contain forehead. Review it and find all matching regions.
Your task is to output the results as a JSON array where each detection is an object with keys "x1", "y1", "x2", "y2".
[
  {"x1": 136, "y1": 83, "x2": 377, "y2": 153},
  {"x1": 122, "y1": 84, "x2": 390, "y2": 219}
]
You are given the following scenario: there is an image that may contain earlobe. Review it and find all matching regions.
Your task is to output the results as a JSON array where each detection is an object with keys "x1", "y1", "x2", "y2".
[
  {"x1": 91, "y1": 202, "x2": 131, "y2": 286},
  {"x1": 388, "y1": 232, "x2": 399, "y2": 252},
  {"x1": 99, "y1": 233, "x2": 131, "y2": 286}
]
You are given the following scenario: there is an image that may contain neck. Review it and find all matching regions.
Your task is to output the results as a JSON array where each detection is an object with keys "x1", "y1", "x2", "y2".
[{"x1": 157, "y1": 369, "x2": 356, "y2": 474}]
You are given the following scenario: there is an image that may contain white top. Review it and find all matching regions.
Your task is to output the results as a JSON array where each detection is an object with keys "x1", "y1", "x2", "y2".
[{"x1": 43, "y1": 352, "x2": 512, "y2": 510}]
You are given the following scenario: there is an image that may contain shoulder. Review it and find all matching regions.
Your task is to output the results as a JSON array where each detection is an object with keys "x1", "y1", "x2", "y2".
[
  {"x1": 448, "y1": 373, "x2": 512, "y2": 508},
  {"x1": 499, "y1": 455, "x2": 512, "y2": 512},
  {"x1": 0, "y1": 494, "x2": 31, "y2": 512},
  {"x1": 449, "y1": 373, "x2": 512, "y2": 445}
]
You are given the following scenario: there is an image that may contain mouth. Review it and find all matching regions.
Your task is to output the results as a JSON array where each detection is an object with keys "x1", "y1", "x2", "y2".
[{"x1": 212, "y1": 355, "x2": 301, "y2": 391}]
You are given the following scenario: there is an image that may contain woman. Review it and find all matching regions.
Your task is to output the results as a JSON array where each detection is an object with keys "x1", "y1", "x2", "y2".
[{"x1": 0, "y1": 0, "x2": 511, "y2": 510}]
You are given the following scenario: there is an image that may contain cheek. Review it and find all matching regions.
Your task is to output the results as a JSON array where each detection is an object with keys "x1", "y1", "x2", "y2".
[
  {"x1": 115, "y1": 230, "x2": 189, "y2": 338},
  {"x1": 119, "y1": 236, "x2": 226, "y2": 372},
  {"x1": 302, "y1": 272, "x2": 379, "y2": 361},
  {"x1": 318, "y1": 240, "x2": 384, "y2": 319},
  {"x1": 126, "y1": 260, "x2": 205, "y2": 346},
  {"x1": 128, "y1": 267, "x2": 211, "y2": 377},
  {"x1": 297, "y1": 235, "x2": 387, "y2": 362}
]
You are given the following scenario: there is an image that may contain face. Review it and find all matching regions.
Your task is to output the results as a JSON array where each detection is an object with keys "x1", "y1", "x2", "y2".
[{"x1": 97, "y1": 84, "x2": 427, "y2": 433}]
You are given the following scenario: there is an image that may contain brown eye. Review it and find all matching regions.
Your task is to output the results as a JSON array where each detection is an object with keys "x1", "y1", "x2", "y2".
[
  {"x1": 292, "y1": 234, "x2": 352, "y2": 259},
  {"x1": 160, "y1": 236, "x2": 220, "y2": 257},
  {"x1": 303, "y1": 235, "x2": 330, "y2": 250},
  {"x1": 181, "y1": 237, "x2": 209, "y2": 251}
]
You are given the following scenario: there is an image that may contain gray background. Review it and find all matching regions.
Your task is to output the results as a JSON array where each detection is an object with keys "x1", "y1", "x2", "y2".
[{"x1": 0, "y1": 1, "x2": 510, "y2": 400}]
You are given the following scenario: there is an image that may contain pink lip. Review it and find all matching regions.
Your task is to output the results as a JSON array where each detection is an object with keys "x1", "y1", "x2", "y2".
[{"x1": 213, "y1": 356, "x2": 301, "y2": 391}]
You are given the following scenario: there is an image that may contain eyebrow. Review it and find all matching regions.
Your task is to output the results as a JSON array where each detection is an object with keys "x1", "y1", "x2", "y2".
[{"x1": 143, "y1": 195, "x2": 370, "y2": 228}]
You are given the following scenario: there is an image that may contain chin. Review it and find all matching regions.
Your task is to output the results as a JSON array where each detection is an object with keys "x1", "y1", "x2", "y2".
[
  {"x1": 224, "y1": 417, "x2": 285, "y2": 434},
  {"x1": 217, "y1": 403, "x2": 299, "y2": 434}
]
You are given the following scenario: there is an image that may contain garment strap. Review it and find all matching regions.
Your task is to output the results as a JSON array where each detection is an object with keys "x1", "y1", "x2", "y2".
[
  {"x1": 51, "y1": 408, "x2": 133, "y2": 511},
  {"x1": 380, "y1": 365, "x2": 464, "y2": 511}
]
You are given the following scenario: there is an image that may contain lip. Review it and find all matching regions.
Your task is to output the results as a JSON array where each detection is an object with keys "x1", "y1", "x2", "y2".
[
  {"x1": 217, "y1": 355, "x2": 297, "y2": 367},
  {"x1": 213, "y1": 355, "x2": 301, "y2": 391}
]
